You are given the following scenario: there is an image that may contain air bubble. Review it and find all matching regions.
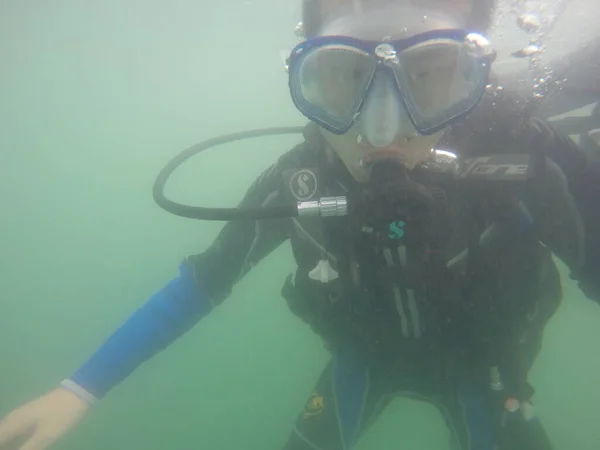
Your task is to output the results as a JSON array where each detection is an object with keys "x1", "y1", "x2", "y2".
[
  {"x1": 517, "y1": 13, "x2": 541, "y2": 33},
  {"x1": 294, "y1": 22, "x2": 305, "y2": 38},
  {"x1": 511, "y1": 44, "x2": 540, "y2": 58}
]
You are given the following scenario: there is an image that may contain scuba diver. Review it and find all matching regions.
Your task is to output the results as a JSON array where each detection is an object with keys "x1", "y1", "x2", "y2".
[{"x1": 2, "y1": 0, "x2": 600, "y2": 449}]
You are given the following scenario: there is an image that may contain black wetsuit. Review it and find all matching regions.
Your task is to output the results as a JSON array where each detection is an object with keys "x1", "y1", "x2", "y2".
[{"x1": 184, "y1": 120, "x2": 597, "y2": 450}]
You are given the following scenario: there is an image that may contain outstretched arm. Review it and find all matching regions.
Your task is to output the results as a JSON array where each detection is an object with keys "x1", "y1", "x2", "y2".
[
  {"x1": 66, "y1": 157, "x2": 292, "y2": 400},
  {"x1": 0, "y1": 147, "x2": 296, "y2": 450},
  {"x1": 520, "y1": 118, "x2": 600, "y2": 303}
]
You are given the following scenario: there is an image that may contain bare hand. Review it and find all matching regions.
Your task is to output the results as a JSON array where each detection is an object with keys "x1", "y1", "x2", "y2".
[{"x1": 0, "y1": 388, "x2": 90, "y2": 450}]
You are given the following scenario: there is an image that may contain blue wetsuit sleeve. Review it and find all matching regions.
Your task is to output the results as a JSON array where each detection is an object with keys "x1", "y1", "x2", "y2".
[
  {"x1": 67, "y1": 261, "x2": 211, "y2": 399},
  {"x1": 65, "y1": 152, "x2": 294, "y2": 400}
]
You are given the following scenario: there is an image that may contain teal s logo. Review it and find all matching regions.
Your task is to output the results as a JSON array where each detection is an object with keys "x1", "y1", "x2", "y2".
[{"x1": 388, "y1": 221, "x2": 406, "y2": 239}]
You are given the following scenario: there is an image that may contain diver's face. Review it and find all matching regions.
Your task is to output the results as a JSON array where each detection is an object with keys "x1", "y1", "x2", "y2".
[{"x1": 317, "y1": 4, "x2": 468, "y2": 182}]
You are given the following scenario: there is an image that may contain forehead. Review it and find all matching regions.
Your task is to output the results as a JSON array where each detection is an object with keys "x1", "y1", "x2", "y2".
[{"x1": 319, "y1": 1, "x2": 468, "y2": 40}]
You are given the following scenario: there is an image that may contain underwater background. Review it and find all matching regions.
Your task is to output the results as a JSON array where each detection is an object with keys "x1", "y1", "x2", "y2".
[{"x1": 1, "y1": 0, "x2": 600, "y2": 449}]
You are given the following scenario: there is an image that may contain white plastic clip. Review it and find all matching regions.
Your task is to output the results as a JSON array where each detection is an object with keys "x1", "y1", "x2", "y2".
[{"x1": 309, "y1": 259, "x2": 339, "y2": 283}]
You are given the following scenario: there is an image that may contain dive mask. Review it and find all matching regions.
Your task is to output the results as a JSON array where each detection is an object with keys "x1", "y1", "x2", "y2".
[{"x1": 287, "y1": 29, "x2": 495, "y2": 145}]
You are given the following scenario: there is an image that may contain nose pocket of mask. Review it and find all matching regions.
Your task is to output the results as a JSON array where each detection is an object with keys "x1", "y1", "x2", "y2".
[{"x1": 359, "y1": 72, "x2": 415, "y2": 147}]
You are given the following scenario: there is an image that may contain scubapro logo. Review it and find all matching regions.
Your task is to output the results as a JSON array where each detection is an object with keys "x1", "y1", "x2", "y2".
[
  {"x1": 290, "y1": 169, "x2": 318, "y2": 201},
  {"x1": 388, "y1": 221, "x2": 406, "y2": 239}
]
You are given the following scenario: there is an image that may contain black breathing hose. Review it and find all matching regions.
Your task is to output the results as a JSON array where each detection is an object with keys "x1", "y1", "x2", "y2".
[{"x1": 152, "y1": 126, "x2": 305, "y2": 221}]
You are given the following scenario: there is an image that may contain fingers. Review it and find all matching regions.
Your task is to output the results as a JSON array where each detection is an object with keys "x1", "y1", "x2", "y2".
[
  {"x1": 0, "y1": 413, "x2": 56, "y2": 450},
  {"x1": 19, "y1": 432, "x2": 56, "y2": 450},
  {"x1": 0, "y1": 388, "x2": 89, "y2": 450},
  {"x1": 0, "y1": 413, "x2": 28, "y2": 447}
]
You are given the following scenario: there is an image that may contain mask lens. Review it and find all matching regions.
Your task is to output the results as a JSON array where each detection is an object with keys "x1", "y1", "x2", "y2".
[
  {"x1": 296, "y1": 45, "x2": 375, "y2": 130},
  {"x1": 392, "y1": 39, "x2": 487, "y2": 130}
]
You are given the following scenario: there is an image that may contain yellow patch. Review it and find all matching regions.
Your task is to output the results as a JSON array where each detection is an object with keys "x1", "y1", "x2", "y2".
[{"x1": 303, "y1": 390, "x2": 325, "y2": 419}]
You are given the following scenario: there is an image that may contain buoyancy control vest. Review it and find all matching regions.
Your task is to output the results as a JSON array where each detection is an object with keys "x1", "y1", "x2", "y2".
[{"x1": 280, "y1": 148, "x2": 580, "y2": 372}]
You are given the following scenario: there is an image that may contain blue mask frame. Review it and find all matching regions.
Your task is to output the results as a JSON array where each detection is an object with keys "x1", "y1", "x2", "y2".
[{"x1": 287, "y1": 29, "x2": 494, "y2": 136}]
